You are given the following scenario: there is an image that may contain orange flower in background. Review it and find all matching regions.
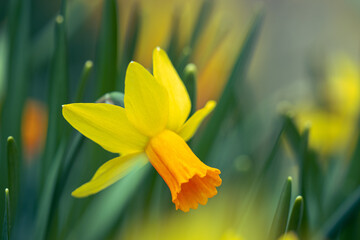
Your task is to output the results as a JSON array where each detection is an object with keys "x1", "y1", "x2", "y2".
[
  {"x1": 63, "y1": 48, "x2": 221, "y2": 212},
  {"x1": 21, "y1": 99, "x2": 48, "y2": 162}
]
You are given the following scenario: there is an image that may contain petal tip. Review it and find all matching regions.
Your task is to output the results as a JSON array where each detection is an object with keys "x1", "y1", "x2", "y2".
[
  {"x1": 71, "y1": 187, "x2": 90, "y2": 198},
  {"x1": 71, "y1": 189, "x2": 82, "y2": 198},
  {"x1": 207, "y1": 100, "x2": 217, "y2": 109}
]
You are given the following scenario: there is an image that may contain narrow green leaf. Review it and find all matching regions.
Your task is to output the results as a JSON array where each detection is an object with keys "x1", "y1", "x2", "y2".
[
  {"x1": 147, "y1": 173, "x2": 170, "y2": 221},
  {"x1": 118, "y1": 3, "x2": 140, "y2": 92},
  {"x1": 189, "y1": 0, "x2": 214, "y2": 49},
  {"x1": 31, "y1": 0, "x2": 103, "y2": 70},
  {"x1": 235, "y1": 119, "x2": 287, "y2": 228},
  {"x1": 0, "y1": 0, "x2": 30, "y2": 232},
  {"x1": 345, "y1": 119, "x2": 360, "y2": 192},
  {"x1": 43, "y1": 14, "x2": 69, "y2": 170},
  {"x1": 6, "y1": 137, "x2": 19, "y2": 222},
  {"x1": 2, "y1": 189, "x2": 10, "y2": 240},
  {"x1": 96, "y1": 0, "x2": 118, "y2": 97},
  {"x1": 298, "y1": 126, "x2": 309, "y2": 194},
  {"x1": 166, "y1": 12, "x2": 180, "y2": 62},
  {"x1": 286, "y1": 196, "x2": 304, "y2": 233},
  {"x1": 75, "y1": 60, "x2": 93, "y2": 102},
  {"x1": 194, "y1": 10, "x2": 264, "y2": 161},
  {"x1": 183, "y1": 63, "x2": 197, "y2": 115},
  {"x1": 60, "y1": 0, "x2": 67, "y2": 17},
  {"x1": 320, "y1": 185, "x2": 360, "y2": 239},
  {"x1": 268, "y1": 177, "x2": 292, "y2": 240},
  {"x1": 56, "y1": 134, "x2": 85, "y2": 198},
  {"x1": 283, "y1": 122, "x2": 317, "y2": 239},
  {"x1": 47, "y1": 133, "x2": 85, "y2": 237},
  {"x1": 176, "y1": 46, "x2": 192, "y2": 75},
  {"x1": 2, "y1": 0, "x2": 30, "y2": 142},
  {"x1": 259, "y1": 117, "x2": 287, "y2": 176},
  {"x1": 173, "y1": 0, "x2": 214, "y2": 74},
  {"x1": 0, "y1": 28, "x2": 7, "y2": 98},
  {"x1": 34, "y1": 143, "x2": 65, "y2": 240},
  {"x1": 282, "y1": 113, "x2": 302, "y2": 152},
  {"x1": 298, "y1": 127, "x2": 323, "y2": 201},
  {"x1": 66, "y1": 160, "x2": 150, "y2": 240},
  {"x1": 297, "y1": 126, "x2": 322, "y2": 239}
]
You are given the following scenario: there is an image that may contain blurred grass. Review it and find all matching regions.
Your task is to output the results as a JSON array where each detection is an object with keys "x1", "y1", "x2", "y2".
[
  {"x1": 268, "y1": 177, "x2": 292, "y2": 240},
  {"x1": 42, "y1": 13, "x2": 69, "y2": 179},
  {"x1": 2, "y1": 189, "x2": 10, "y2": 240},
  {"x1": 6, "y1": 137, "x2": 19, "y2": 224},
  {"x1": 0, "y1": 0, "x2": 30, "y2": 233},
  {"x1": 194, "y1": 9, "x2": 264, "y2": 161},
  {"x1": 96, "y1": 0, "x2": 118, "y2": 97},
  {"x1": 286, "y1": 196, "x2": 304, "y2": 234},
  {"x1": 66, "y1": 161, "x2": 150, "y2": 240},
  {"x1": 0, "y1": 0, "x2": 360, "y2": 239}
]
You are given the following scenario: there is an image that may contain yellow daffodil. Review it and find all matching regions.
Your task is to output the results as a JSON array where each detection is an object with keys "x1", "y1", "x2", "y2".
[
  {"x1": 294, "y1": 54, "x2": 360, "y2": 157},
  {"x1": 62, "y1": 47, "x2": 221, "y2": 212}
]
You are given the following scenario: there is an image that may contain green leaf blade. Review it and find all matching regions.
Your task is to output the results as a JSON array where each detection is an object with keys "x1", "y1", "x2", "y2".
[
  {"x1": 6, "y1": 137, "x2": 19, "y2": 222},
  {"x1": 286, "y1": 196, "x2": 304, "y2": 234},
  {"x1": 66, "y1": 160, "x2": 150, "y2": 240},
  {"x1": 268, "y1": 177, "x2": 292, "y2": 240},
  {"x1": 2, "y1": 189, "x2": 10, "y2": 240},
  {"x1": 96, "y1": 0, "x2": 118, "y2": 97},
  {"x1": 189, "y1": 0, "x2": 214, "y2": 49},
  {"x1": 75, "y1": 60, "x2": 93, "y2": 103},
  {"x1": 320, "y1": 185, "x2": 360, "y2": 239},
  {"x1": 183, "y1": 63, "x2": 198, "y2": 115},
  {"x1": 34, "y1": 143, "x2": 65, "y2": 240},
  {"x1": 42, "y1": 14, "x2": 69, "y2": 178},
  {"x1": 0, "y1": 0, "x2": 30, "y2": 233}
]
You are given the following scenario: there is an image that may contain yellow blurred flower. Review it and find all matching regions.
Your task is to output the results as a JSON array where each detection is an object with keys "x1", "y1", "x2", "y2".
[
  {"x1": 63, "y1": 48, "x2": 221, "y2": 212},
  {"x1": 278, "y1": 232, "x2": 298, "y2": 240},
  {"x1": 221, "y1": 229, "x2": 244, "y2": 240},
  {"x1": 324, "y1": 54, "x2": 360, "y2": 118},
  {"x1": 120, "y1": 186, "x2": 280, "y2": 240},
  {"x1": 21, "y1": 99, "x2": 48, "y2": 162},
  {"x1": 295, "y1": 54, "x2": 360, "y2": 157},
  {"x1": 118, "y1": 0, "x2": 246, "y2": 108}
]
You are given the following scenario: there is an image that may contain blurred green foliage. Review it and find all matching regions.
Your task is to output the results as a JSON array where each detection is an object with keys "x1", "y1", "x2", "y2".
[{"x1": 0, "y1": 0, "x2": 360, "y2": 239}]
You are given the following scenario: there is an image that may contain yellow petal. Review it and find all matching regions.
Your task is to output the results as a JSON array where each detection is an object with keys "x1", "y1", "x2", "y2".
[
  {"x1": 153, "y1": 47, "x2": 191, "y2": 131},
  {"x1": 62, "y1": 103, "x2": 148, "y2": 155},
  {"x1": 178, "y1": 100, "x2": 216, "y2": 141},
  {"x1": 124, "y1": 61, "x2": 169, "y2": 137},
  {"x1": 72, "y1": 153, "x2": 148, "y2": 197}
]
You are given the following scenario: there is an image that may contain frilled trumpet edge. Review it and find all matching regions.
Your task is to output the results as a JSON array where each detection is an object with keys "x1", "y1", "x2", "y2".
[{"x1": 146, "y1": 129, "x2": 222, "y2": 212}]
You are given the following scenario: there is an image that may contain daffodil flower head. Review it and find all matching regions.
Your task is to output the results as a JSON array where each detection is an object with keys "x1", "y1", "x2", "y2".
[{"x1": 62, "y1": 47, "x2": 221, "y2": 212}]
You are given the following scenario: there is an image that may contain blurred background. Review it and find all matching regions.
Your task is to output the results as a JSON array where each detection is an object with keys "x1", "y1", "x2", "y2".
[{"x1": 0, "y1": 0, "x2": 359, "y2": 239}]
